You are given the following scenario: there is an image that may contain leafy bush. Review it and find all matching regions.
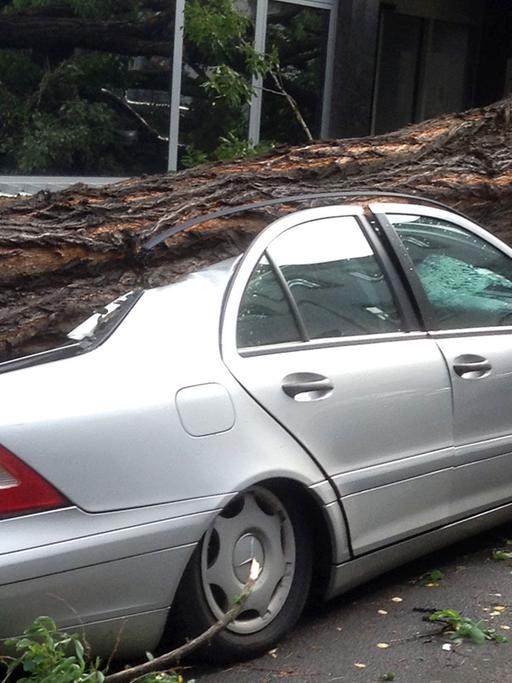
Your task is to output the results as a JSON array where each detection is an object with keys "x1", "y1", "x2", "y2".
[
  {"x1": 3, "y1": 617, "x2": 104, "y2": 683},
  {"x1": 2, "y1": 617, "x2": 188, "y2": 683}
]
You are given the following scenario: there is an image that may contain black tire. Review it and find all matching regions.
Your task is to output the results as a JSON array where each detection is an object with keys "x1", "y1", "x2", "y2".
[{"x1": 172, "y1": 485, "x2": 313, "y2": 663}]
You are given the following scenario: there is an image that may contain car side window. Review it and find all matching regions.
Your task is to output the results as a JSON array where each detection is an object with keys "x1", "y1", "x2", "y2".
[
  {"x1": 237, "y1": 216, "x2": 402, "y2": 348},
  {"x1": 237, "y1": 255, "x2": 302, "y2": 348},
  {"x1": 388, "y1": 214, "x2": 512, "y2": 329}
]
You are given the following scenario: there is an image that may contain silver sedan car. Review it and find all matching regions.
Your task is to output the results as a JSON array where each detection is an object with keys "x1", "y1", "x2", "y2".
[{"x1": 2, "y1": 194, "x2": 512, "y2": 662}]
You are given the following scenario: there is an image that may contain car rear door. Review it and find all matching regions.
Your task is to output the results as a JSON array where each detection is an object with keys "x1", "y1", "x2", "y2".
[
  {"x1": 222, "y1": 206, "x2": 454, "y2": 555},
  {"x1": 373, "y1": 203, "x2": 512, "y2": 519}
]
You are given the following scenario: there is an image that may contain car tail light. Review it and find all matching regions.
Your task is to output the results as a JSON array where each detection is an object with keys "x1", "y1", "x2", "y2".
[{"x1": 0, "y1": 445, "x2": 68, "y2": 518}]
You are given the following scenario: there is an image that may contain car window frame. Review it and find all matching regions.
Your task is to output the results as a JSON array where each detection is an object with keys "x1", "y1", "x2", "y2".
[
  {"x1": 221, "y1": 205, "x2": 422, "y2": 361},
  {"x1": 370, "y1": 202, "x2": 512, "y2": 338}
]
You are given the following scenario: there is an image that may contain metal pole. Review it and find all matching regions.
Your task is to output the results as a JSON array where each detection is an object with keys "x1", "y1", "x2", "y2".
[
  {"x1": 168, "y1": 0, "x2": 185, "y2": 171},
  {"x1": 248, "y1": 0, "x2": 269, "y2": 146},
  {"x1": 320, "y1": 0, "x2": 338, "y2": 138}
]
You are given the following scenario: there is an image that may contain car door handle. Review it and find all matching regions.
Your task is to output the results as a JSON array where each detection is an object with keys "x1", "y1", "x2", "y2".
[
  {"x1": 453, "y1": 354, "x2": 492, "y2": 379},
  {"x1": 281, "y1": 373, "x2": 334, "y2": 400}
]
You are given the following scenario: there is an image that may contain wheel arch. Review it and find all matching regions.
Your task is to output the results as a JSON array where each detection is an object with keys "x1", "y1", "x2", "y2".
[
  {"x1": 170, "y1": 476, "x2": 344, "y2": 613},
  {"x1": 256, "y1": 477, "x2": 342, "y2": 603}
]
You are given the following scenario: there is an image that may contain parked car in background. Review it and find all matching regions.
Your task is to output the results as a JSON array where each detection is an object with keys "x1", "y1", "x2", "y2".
[{"x1": 2, "y1": 194, "x2": 512, "y2": 662}]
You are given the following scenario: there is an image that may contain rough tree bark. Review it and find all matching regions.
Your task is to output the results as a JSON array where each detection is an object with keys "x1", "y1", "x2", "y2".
[{"x1": 1, "y1": 95, "x2": 512, "y2": 361}]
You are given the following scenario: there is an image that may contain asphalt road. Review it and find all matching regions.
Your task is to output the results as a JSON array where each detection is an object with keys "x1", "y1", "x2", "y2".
[{"x1": 187, "y1": 522, "x2": 512, "y2": 683}]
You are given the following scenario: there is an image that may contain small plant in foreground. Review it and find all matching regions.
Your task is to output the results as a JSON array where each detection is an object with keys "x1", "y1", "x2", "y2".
[
  {"x1": 429, "y1": 609, "x2": 508, "y2": 645},
  {"x1": 1, "y1": 617, "x2": 186, "y2": 683},
  {"x1": 3, "y1": 616, "x2": 104, "y2": 682}
]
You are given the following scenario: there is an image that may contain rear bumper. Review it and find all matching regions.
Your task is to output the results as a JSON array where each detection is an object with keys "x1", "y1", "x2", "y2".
[
  {"x1": 0, "y1": 496, "x2": 230, "y2": 655},
  {"x1": 1, "y1": 547, "x2": 191, "y2": 657}
]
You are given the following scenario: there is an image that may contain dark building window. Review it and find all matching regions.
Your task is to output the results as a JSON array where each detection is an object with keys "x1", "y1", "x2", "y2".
[{"x1": 372, "y1": 9, "x2": 475, "y2": 135}]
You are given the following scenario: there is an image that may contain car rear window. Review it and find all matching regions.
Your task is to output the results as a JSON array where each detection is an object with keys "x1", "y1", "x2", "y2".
[{"x1": 0, "y1": 290, "x2": 142, "y2": 375}]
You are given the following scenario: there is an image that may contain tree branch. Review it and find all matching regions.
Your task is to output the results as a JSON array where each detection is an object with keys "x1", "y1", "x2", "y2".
[
  {"x1": 100, "y1": 88, "x2": 169, "y2": 143},
  {"x1": 104, "y1": 560, "x2": 261, "y2": 683},
  {"x1": 269, "y1": 72, "x2": 313, "y2": 142}
]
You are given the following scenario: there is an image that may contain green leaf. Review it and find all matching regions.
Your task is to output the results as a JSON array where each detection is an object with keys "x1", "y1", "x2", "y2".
[
  {"x1": 421, "y1": 569, "x2": 445, "y2": 586},
  {"x1": 429, "y1": 569, "x2": 445, "y2": 582},
  {"x1": 428, "y1": 608, "x2": 509, "y2": 646},
  {"x1": 494, "y1": 635, "x2": 509, "y2": 643},
  {"x1": 429, "y1": 609, "x2": 461, "y2": 623},
  {"x1": 492, "y1": 549, "x2": 512, "y2": 561},
  {"x1": 468, "y1": 625, "x2": 487, "y2": 645}
]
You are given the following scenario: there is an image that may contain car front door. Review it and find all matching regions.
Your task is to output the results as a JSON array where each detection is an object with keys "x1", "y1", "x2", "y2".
[
  {"x1": 375, "y1": 203, "x2": 512, "y2": 519},
  {"x1": 222, "y1": 206, "x2": 454, "y2": 555}
]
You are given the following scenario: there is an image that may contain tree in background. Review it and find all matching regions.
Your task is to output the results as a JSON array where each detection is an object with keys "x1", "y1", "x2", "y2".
[
  {"x1": 0, "y1": 0, "x2": 325, "y2": 175},
  {"x1": 258, "y1": 2, "x2": 327, "y2": 146},
  {"x1": 0, "y1": 0, "x2": 173, "y2": 174},
  {"x1": 179, "y1": 0, "x2": 327, "y2": 167}
]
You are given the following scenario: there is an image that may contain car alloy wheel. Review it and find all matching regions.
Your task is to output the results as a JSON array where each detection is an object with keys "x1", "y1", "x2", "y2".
[
  {"x1": 201, "y1": 486, "x2": 296, "y2": 634},
  {"x1": 173, "y1": 484, "x2": 312, "y2": 662}
]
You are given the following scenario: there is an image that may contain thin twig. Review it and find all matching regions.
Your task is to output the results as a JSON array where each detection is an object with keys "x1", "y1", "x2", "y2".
[
  {"x1": 270, "y1": 73, "x2": 313, "y2": 142},
  {"x1": 104, "y1": 619, "x2": 128, "y2": 675},
  {"x1": 0, "y1": 656, "x2": 18, "y2": 683},
  {"x1": 100, "y1": 88, "x2": 169, "y2": 143},
  {"x1": 46, "y1": 592, "x2": 91, "y2": 658},
  {"x1": 104, "y1": 559, "x2": 261, "y2": 683}
]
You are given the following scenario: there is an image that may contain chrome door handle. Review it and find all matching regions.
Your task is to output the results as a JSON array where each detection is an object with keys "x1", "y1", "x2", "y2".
[
  {"x1": 282, "y1": 372, "x2": 334, "y2": 400},
  {"x1": 453, "y1": 354, "x2": 492, "y2": 379}
]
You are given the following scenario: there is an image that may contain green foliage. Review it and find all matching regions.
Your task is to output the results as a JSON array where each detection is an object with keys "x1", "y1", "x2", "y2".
[
  {"x1": 0, "y1": 49, "x2": 126, "y2": 173},
  {"x1": 201, "y1": 64, "x2": 254, "y2": 109},
  {"x1": 491, "y1": 548, "x2": 512, "y2": 561},
  {"x1": 185, "y1": 0, "x2": 248, "y2": 62},
  {"x1": 0, "y1": 50, "x2": 42, "y2": 95},
  {"x1": 0, "y1": 0, "x2": 167, "y2": 174},
  {"x1": 214, "y1": 132, "x2": 253, "y2": 161},
  {"x1": 181, "y1": 135, "x2": 273, "y2": 168},
  {"x1": 0, "y1": 37, "x2": 140, "y2": 173},
  {"x1": 4, "y1": 616, "x2": 104, "y2": 683},
  {"x1": 0, "y1": 0, "x2": 318, "y2": 172},
  {"x1": 15, "y1": 100, "x2": 118, "y2": 174},
  {"x1": 214, "y1": 133, "x2": 273, "y2": 160},
  {"x1": 240, "y1": 42, "x2": 279, "y2": 79},
  {"x1": 181, "y1": 145, "x2": 209, "y2": 169},
  {"x1": 3, "y1": 617, "x2": 188, "y2": 683},
  {"x1": 183, "y1": 0, "x2": 266, "y2": 156},
  {"x1": 420, "y1": 568, "x2": 445, "y2": 586},
  {"x1": 429, "y1": 608, "x2": 508, "y2": 645},
  {"x1": 180, "y1": 0, "x2": 282, "y2": 164}
]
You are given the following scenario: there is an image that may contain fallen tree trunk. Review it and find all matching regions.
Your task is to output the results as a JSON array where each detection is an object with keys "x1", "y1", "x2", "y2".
[{"x1": 1, "y1": 95, "x2": 512, "y2": 360}]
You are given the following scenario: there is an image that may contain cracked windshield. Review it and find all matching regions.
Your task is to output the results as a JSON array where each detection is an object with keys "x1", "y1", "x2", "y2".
[{"x1": 389, "y1": 214, "x2": 512, "y2": 329}]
